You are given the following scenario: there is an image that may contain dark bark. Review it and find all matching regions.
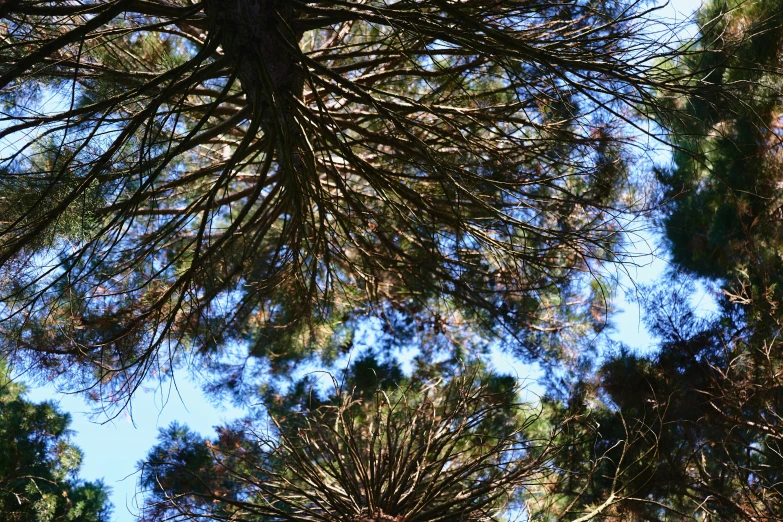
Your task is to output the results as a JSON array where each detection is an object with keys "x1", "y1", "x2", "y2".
[{"x1": 203, "y1": 0, "x2": 304, "y2": 105}]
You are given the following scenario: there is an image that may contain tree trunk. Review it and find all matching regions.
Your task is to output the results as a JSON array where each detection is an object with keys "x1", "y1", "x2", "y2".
[{"x1": 203, "y1": 0, "x2": 304, "y2": 105}]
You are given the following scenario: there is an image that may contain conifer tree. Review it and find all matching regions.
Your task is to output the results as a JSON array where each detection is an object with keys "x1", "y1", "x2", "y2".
[
  {"x1": 126, "y1": 2, "x2": 783, "y2": 519},
  {"x1": 659, "y1": 0, "x2": 783, "y2": 332},
  {"x1": 0, "y1": 362, "x2": 111, "y2": 522},
  {"x1": 0, "y1": 0, "x2": 736, "y2": 400},
  {"x1": 572, "y1": 281, "x2": 783, "y2": 521},
  {"x1": 137, "y1": 364, "x2": 588, "y2": 522},
  {"x1": 569, "y1": 3, "x2": 783, "y2": 516}
]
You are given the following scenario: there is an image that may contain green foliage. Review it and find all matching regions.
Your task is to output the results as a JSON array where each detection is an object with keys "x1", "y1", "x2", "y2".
[
  {"x1": 138, "y1": 366, "x2": 566, "y2": 522},
  {"x1": 660, "y1": 0, "x2": 783, "y2": 329},
  {"x1": 0, "y1": 0, "x2": 730, "y2": 404},
  {"x1": 0, "y1": 362, "x2": 111, "y2": 522},
  {"x1": 534, "y1": 270, "x2": 783, "y2": 520},
  {"x1": 5, "y1": 1, "x2": 783, "y2": 520},
  {"x1": 624, "y1": 5, "x2": 783, "y2": 515},
  {"x1": 139, "y1": 422, "x2": 253, "y2": 521}
]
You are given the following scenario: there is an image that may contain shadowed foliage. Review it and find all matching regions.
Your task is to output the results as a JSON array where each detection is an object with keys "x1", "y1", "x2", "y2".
[
  {"x1": 0, "y1": 0, "x2": 743, "y2": 403},
  {"x1": 138, "y1": 368, "x2": 576, "y2": 521},
  {"x1": 0, "y1": 362, "x2": 111, "y2": 522}
]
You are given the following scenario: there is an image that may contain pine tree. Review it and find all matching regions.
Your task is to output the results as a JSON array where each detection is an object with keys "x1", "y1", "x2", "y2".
[
  {"x1": 577, "y1": 281, "x2": 783, "y2": 520},
  {"x1": 551, "y1": 2, "x2": 783, "y2": 518},
  {"x1": 0, "y1": 0, "x2": 737, "y2": 401},
  {"x1": 0, "y1": 362, "x2": 112, "y2": 522},
  {"x1": 659, "y1": 0, "x2": 783, "y2": 332},
  {"x1": 137, "y1": 363, "x2": 590, "y2": 522},
  {"x1": 119, "y1": 1, "x2": 783, "y2": 518}
]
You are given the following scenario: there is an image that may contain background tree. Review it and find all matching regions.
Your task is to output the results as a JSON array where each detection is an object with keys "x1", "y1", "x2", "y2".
[
  {"x1": 590, "y1": 3, "x2": 783, "y2": 516},
  {"x1": 0, "y1": 361, "x2": 112, "y2": 521},
  {"x1": 659, "y1": 0, "x2": 783, "y2": 334},
  {"x1": 0, "y1": 0, "x2": 732, "y2": 403},
  {"x1": 554, "y1": 281, "x2": 781, "y2": 521},
  {"x1": 137, "y1": 363, "x2": 610, "y2": 522},
  {"x1": 544, "y1": 4, "x2": 783, "y2": 513}
]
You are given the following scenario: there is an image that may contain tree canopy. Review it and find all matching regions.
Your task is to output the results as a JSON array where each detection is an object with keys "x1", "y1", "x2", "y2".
[
  {"x1": 138, "y1": 368, "x2": 565, "y2": 521},
  {"x1": 568, "y1": 1, "x2": 783, "y2": 517},
  {"x1": 4, "y1": 0, "x2": 783, "y2": 521},
  {"x1": 0, "y1": 0, "x2": 736, "y2": 403}
]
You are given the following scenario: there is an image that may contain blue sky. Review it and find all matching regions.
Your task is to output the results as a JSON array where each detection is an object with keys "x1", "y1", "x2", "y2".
[{"x1": 21, "y1": 1, "x2": 707, "y2": 520}]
